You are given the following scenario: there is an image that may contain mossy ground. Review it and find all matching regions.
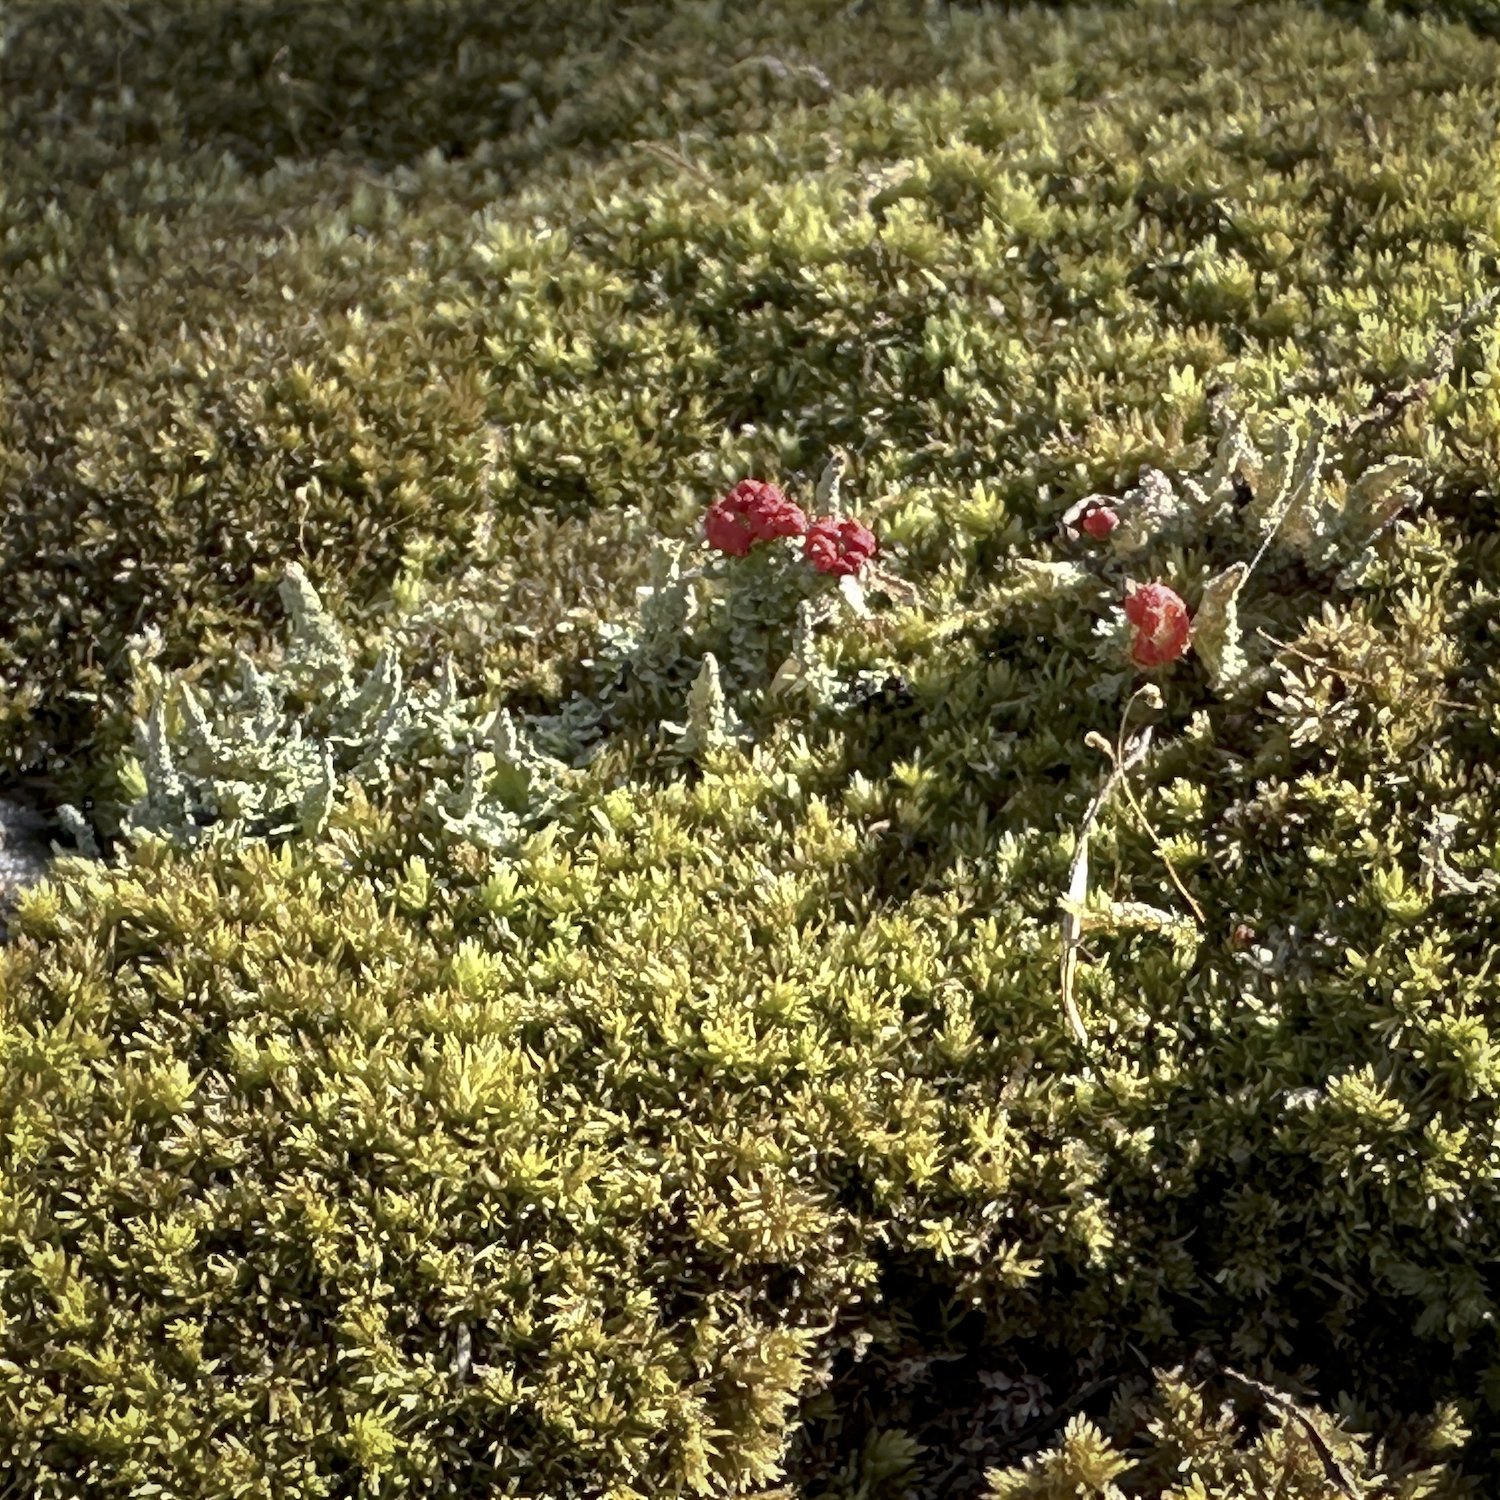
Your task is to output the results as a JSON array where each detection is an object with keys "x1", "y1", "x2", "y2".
[{"x1": 3, "y1": 1, "x2": 1500, "y2": 1495}]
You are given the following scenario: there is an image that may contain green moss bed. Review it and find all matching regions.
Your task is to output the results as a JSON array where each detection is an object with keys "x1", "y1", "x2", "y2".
[{"x1": 5, "y1": 0, "x2": 1500, "y2": 1494}]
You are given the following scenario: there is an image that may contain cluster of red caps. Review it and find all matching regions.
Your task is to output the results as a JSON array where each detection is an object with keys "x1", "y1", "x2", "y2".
[
  {"x1": 704, "y1": 479, "x2": 878, "y2": 579},
  {"x1": 706, "y1": 479, "x2": 1188, "y2": 667},
  {"x1": 1070, "y1": 498, "x2": 1192, "y2": 668}
]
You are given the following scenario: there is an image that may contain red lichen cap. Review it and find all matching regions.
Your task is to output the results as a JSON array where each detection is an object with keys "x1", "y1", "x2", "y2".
[
  {"x1": 704, "y1": 480, "x2": 808, "y2": 556},
  {"x1": 1061, "y1": 492, "x2": 1121, "y2": 542},
  {"x1": 1124, "y1": 581, "x2": 1191, "y2": 667},
  {"x1": 804, "y1": 516, "x2": 878, "y2": 577},
  {"x1": 1079, "y1": 503, "x2": 1119, "y2": 540}
]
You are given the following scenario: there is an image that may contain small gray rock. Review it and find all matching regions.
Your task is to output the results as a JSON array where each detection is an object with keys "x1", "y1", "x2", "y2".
[{"x1": 0, "y1": 798, "x2": 54, "y2": 919}]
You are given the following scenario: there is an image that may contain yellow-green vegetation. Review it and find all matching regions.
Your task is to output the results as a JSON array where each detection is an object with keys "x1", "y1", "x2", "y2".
[{"x1": 4, "y1": 0, "x2": 1500, "y2": 1495}]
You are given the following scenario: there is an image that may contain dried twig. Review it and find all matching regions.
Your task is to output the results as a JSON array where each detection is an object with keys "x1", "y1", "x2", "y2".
[
  {"x1": 735, "y1": 52, "x2": 834, "y2": 97},
  {"x1": 1190, "y1": 1353, "x2": 1361, "y2": 1499},
  {"x1": 632, "y1": 139, "x2": 714, "y2": 184},
  {"x1": 1111, "y1": 687, "x2": 1205, "y2": 925},
  {"x1": 1059, "y1": 723, "x2": 1154, "y2": 1046},
  {"x1": 1335, "y1": 286, "x2": 1500, "y2": 445},
  {"x1": 1254, "y1": 628, "x2": 1480, "y2": 714},
  {"x1": 985, "y1": 1374, "x2": 1123, "y2": 1460}
]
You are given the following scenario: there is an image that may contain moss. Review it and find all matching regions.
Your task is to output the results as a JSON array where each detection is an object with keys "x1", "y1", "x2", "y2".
[
  {"x1": 6, "y1": 0, "x2": 1500, "y2": 787},
  {"x1": 980, "y1": 1365, "x2": 1470, "y2": 1498},
  {"x1": 4, "y1": 0, "x2": 1500, "y2": 1495}
]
